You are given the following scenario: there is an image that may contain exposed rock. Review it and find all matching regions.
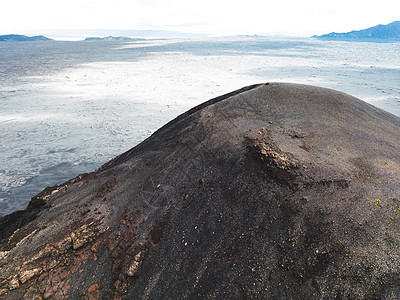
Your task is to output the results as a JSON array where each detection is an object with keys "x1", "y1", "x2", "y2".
[
  {"x1": 70, "y1": 222, "x2": 98, "y2": 250},
  {"x1": 126, "y1": 251, "x2": 145, "y2": 277},
  {"x1": 19, "y1": 268, "x2": 42, "y2": 284},
  {"x1": 0, "y1": 83, "x2": 399, "y2": 299}
]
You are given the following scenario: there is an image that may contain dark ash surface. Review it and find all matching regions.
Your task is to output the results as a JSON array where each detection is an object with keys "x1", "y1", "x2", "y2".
[{"x1": 1, "y1": 83, "x2": 399, "y2": 299}]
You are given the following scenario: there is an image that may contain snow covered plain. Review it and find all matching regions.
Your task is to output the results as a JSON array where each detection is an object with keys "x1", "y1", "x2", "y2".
[{"x1": 1, "y1": 36, "x2": 399, "y2": 215}]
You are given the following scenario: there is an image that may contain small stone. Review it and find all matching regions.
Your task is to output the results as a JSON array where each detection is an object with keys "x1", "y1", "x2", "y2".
[
  {"x1": 0, "y1": 251, "x2": 9, "y2": 260},
  {"x1": 9, "y1": 277, "x2": 19, "y2": 290},
  {"x1": 126, "y1": 251, "x2": 144, "y2": 276}
]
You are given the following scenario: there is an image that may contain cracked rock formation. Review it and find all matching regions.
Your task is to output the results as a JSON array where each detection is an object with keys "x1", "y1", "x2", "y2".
[{"x1": 1, "y1": 83, "x2": 399, "y2": 299}]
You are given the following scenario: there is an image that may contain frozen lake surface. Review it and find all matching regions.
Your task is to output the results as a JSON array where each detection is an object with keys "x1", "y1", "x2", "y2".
[{"x1": 1, "y1": 36, "x2": 400, "y2": 215}]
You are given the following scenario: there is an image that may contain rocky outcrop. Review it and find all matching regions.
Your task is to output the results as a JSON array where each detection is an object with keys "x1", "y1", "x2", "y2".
[{"x1": 0, "y1": 83, "x2": 399, "y2": 299}]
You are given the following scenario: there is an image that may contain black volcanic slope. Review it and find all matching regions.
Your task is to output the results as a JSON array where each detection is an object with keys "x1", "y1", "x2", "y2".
[{"x1": 0, "y1": 83, "x2": 399, "y2": 299}]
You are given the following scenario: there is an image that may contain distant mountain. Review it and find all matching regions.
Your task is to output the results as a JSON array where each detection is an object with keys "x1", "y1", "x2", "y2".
[
  {"x1": 313, "y1": 21, "x2": 400, "y2": 41},
  {"x1": 84, "y1": 36, "x2": 145, "y2": 42},
  {"x1": 0, "y1": 34, "x2": 53, "y2": 42},
  {"x1": 54, "y1": 29, "x2": 204, "y2": 39}
]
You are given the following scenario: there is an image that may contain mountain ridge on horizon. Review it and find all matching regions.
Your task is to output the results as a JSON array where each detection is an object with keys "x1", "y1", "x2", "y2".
[
  {"x1": 313, "y1": 21, "x2": 400, "y2": 41},
  {"x1": 84, "y1": 36, "x2": 145, "y2": 42},
  {"x1": 0, "y1": 29, "x2": 206, "y2": 41},
  {"x1": 0, "y1": 34, "x2": 53, "y2": 42}
]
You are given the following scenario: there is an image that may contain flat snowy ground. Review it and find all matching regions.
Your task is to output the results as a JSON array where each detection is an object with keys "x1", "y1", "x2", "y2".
[{"x1": 1, "y1": 36, "x2": 399, "y2": 214}]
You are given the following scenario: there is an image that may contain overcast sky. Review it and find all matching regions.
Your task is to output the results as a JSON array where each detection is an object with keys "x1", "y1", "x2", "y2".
[{"x1": 1, "y1": 0, "x2": 399, "y2": 37}]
